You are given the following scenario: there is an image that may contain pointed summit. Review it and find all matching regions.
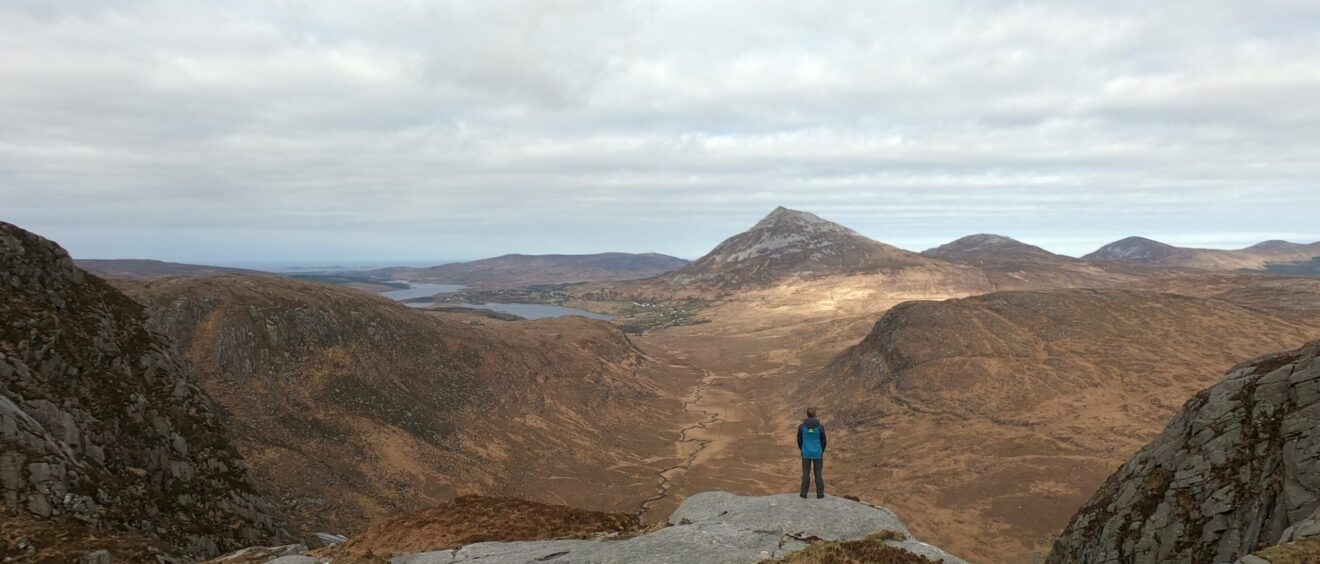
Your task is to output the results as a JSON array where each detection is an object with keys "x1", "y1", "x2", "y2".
[
  {"x1": 662, "y1": 207, "x2": 951, "y2": 291},
  {"x1": 749, "y1": 206, "x2": 858, "y2": 236}
]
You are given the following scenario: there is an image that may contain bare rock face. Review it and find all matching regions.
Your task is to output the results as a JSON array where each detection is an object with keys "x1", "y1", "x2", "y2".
[
  {"x1": 373, "y1": 493, "x2": 966, "y2": 564},
  {"x1": 1047, "y1": 340, "x2": 1320, "y2": 563},
  {"x1": 0, "y1": 222, "x2": 290, "y2": 558}
]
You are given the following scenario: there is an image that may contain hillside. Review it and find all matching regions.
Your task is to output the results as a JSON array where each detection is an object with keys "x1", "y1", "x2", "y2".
[
  {"x1": 1048, "y1": 341, "x2": 1320, "y2": 563},
  {"x1": 374, "y1": 252, "x2": 689, "y2": 289},
  {"x1": 922, "y1": 234, "x2": 1143, "y2": 289},
  {"x1": 0, "y1": 222, "x2": 290, "y2": 559},
  {"x1": 623, "y1": 207, "x2": 987, "y2": 298},
  {"x1": 805, "y1": 289, "x2": 1320, "y2": 561},
  {"x1": 124, "y1": 275, "x2": 699, "y2": 535},
  {"x1": 75, "y1": 258, "x2": 272, "y2": 279},
  {"x1": 1084, "y1": 236, "x2": 1320, "y2": 272}
]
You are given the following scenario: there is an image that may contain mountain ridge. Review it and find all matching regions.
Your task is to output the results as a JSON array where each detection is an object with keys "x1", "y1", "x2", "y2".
[
  {"x1": 1085, "y1": 236, "x2": 1320, "y2": 272},
  {"x1": 75, "y1": 258, "x2": 273, "y2": 279}
]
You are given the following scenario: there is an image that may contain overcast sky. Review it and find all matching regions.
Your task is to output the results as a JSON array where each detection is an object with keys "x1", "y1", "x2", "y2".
[{"x1": 3, "y1": 1, "x2": 1319, "y2": 264}]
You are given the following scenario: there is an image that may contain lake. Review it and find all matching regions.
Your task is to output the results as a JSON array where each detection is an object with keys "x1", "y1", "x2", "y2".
[
  {"x1": 383, "y1": 281, "x2": 613, "y2": 320},
  {"x1": 380, "y1": 282, "x2": 465, "y2": 301}
]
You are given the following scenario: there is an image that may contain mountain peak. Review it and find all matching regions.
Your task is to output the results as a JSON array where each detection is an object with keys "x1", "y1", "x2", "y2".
[
  {"x1": 1248, "y1": 239, "x2": 1301, "y2": 250},
  {"x1": 750, "y1": 207, "x2": 857, "y2": 236},
  {"x1": 922, "y1": 234, "x2": 1060, "y2": 263},
  {"x1": 1083, "y1": 236, "x2": 1180, "y2": 262},
  {"x1": 657, "y1": 208, "x2": 955, "y2": 292}
]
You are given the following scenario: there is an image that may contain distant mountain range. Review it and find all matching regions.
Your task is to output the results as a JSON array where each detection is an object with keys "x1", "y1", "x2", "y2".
[
  {"x1": 73, "y1": 223, "x2": 1320, "y2": 291},
  {"x1": 372, "y1": 252, "x2": 690, "y2": 288},
  {"x1": 922, "y1": 234, "x2": 1146, "y2": 289},
  {"x1": 1084, "y1": 236, "x2": 1320, "y2": 272}
]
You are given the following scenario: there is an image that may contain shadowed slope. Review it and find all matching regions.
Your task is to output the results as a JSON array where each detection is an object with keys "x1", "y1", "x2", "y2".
[
  {"x1": 0, "y1": 222, "x2": 290, "y2": 558},
  {"x1": 125, "y1": 275, "x2": 696, "y2": 535}
]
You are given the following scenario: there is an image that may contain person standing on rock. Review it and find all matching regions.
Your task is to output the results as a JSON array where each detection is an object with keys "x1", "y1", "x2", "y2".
[{"x1": 797, "y1": 407, "x2": 826, "y2": 498}]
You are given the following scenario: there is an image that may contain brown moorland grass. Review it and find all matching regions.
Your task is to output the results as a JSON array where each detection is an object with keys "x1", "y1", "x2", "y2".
[{"x1": 315, "y1": 496, "x2": 645, "y2": 560}]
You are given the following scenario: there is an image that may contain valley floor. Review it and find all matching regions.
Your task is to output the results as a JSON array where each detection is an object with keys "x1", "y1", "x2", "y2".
[{"x1": 610, "y1": 279, "x2": 1320, "y2": 563}]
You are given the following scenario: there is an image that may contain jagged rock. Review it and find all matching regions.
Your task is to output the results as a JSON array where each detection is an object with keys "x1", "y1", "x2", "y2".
[
  {"x1": 0, "y1": 221, "x2": 292, "y2": 558},
  {"x1": 387, "y1": 493, "x2": 965, "y2": 563},
  {"x1": 1048, "y1": 341, "x2": 1320, "y2": 563}
]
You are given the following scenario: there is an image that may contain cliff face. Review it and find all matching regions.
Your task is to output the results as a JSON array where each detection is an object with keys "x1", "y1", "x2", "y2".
[
  {"x1": 1048, "y1": 341, "x2": 1320, "y2": 563},
  {"x1": 0, "y1": 222, "x2": 289, "y2": 558}
]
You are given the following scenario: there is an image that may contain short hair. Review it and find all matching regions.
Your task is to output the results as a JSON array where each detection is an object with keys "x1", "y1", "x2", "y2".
[{"x1": 806, "y1": 407, "x2": 816, "y2": 418}]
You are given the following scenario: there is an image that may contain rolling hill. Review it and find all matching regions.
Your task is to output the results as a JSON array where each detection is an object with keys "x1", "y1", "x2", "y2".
[
  {"x1": 922, "y1": 234, "x2": 1143, "y2": 289},
  {"x1": 804, "y1": 288, "x2": 1320, "y2": 561}
]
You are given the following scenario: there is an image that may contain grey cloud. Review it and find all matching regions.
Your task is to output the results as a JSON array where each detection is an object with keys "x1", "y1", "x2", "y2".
[{"x1": 1, "y1": 1, "x2": 1318, "y2": 263}]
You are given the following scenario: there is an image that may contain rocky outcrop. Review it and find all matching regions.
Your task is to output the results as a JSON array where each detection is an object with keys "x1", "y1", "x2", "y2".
[
  {"x1": 1047, "y1": 340, "x2": 1320, "y2": 563},
  {"x1": 267, "y1": 493, "x2": 964, "y2": 563},
  {"x1": 0, "y1": 222, "x2": 290, "y2": 558}
]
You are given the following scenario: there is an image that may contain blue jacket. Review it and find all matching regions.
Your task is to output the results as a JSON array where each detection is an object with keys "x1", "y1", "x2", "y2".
[{"x1": 797, "y1": 417, "x2": 826, "y2": 459}]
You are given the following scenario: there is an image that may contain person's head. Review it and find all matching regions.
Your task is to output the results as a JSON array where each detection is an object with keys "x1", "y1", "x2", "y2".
[{"x1": 806, "y1": 407, "x2": 816, "y2": 418}]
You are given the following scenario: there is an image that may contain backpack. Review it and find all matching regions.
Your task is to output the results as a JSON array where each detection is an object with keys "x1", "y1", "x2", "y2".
[{"x1": 801, "y1": 423, "x2": 823, "y2": 459}]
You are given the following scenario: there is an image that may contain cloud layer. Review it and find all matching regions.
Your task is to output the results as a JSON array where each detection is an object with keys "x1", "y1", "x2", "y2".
[{"x1": 3, "y1": 0, "x2": 1319, "y2": 262}]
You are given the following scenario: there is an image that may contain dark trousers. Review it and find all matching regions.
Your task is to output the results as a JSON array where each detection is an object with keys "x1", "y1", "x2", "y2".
[{"x1": 800, "y1": 457, "x2": 824, "y2": 497}]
